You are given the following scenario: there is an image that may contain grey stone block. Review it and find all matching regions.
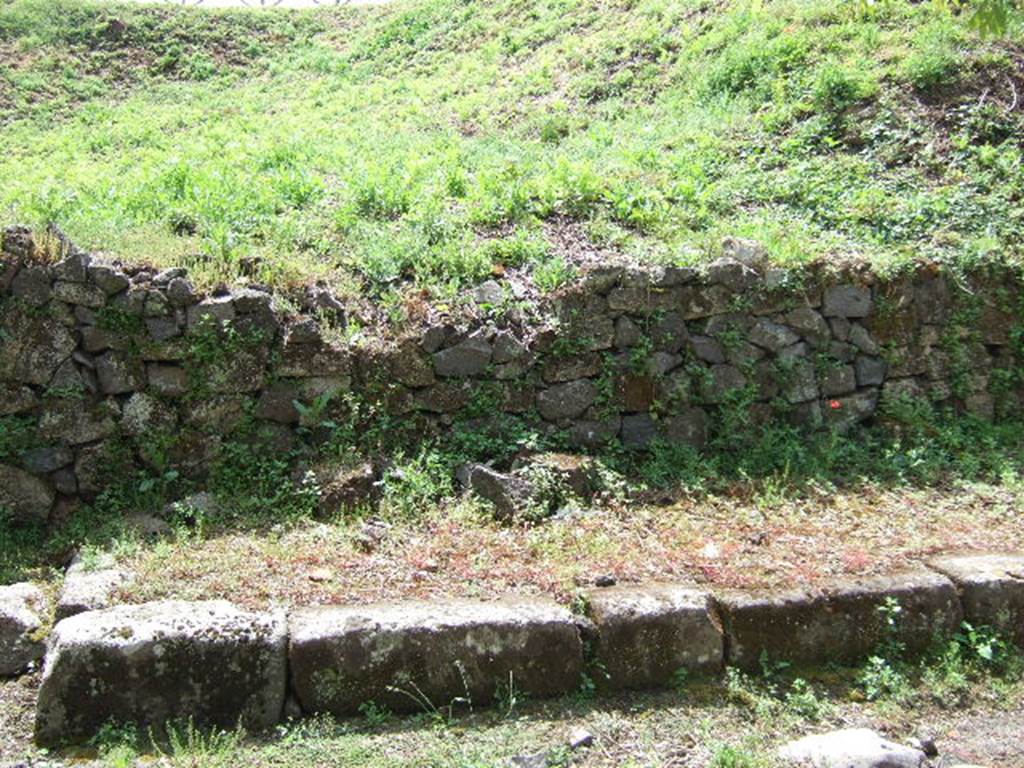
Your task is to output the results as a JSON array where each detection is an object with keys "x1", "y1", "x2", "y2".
[
  {"x1": 586, "y1": 585, "x2": 723, "y2": 690},
  {"x1": 36, "y1": 601, "x2": 287, "y2": 746},
  {"x1": 0, "y1": 582, "x2": 47, "y2": 676},
  {"x1": 929, "y1": 552, "x2": 1024, "y2": 646},
  {"x1": 289, "y1": 598, "x2": 583, "y2": 715},
  {"x1": 716, "y1": 570, "x2": 962, "y2": 669}
]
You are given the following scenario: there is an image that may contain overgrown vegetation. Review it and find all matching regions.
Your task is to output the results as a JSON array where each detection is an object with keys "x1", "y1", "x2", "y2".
[{"x1": 0, "y1": 0, "x2": 1022, "y2": 304}]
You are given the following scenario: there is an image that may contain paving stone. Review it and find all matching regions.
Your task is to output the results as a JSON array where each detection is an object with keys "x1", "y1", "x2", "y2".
[
  {"x1": 586, "y1": 584, "x2": 723, "y2": 690},
  {"x1": 35, "y1": 601, "x2": 287, "y2": 746},
  {"x1": 778, "y1": 729, "x2": 926, "y2": 768},
  {"x1": 289, "y1": 598, "x2": 583, "y2": 715},
  {"x1": 716, "y1": 570, "x2": 962, "y2": 669}
]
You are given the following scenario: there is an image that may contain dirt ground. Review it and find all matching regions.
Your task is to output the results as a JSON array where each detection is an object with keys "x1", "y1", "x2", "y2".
[
  {"x1": 108, "y1": 481, "x2": 1024, "y2": 610},
  {"x1": 2, "y1": 672, "x2": 1023, "y2": 767}
]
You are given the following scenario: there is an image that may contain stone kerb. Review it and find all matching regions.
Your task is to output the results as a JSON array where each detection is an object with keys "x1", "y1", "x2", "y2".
[
  {"x1": 34, "y1": 600, "x2": 288, "y2": 746},
  {"x1": 289, "y1": 597, "x2": 584, "y2": 715},
  {"x1": 22, "y1": 554, "x2": 1024, "y2": 746}
]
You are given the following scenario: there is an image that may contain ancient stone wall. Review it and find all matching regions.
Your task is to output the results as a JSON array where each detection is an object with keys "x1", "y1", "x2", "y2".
[{"x1": 2, "y1": 226, "x2": 1022, "y2": 524}]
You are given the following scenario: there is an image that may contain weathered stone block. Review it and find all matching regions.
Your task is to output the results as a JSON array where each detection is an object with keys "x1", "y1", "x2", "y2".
[
  {"x1": 621, "y1": 413, "x2": 658, "y2": 448},
  {"x1": 543, "y1": 352, "x2": 601, "y2": 383},
  {"x1": 855, "y1": 356, "x2": 887, "y2": 387},
  {"x1": 87, "y1": 264, "x2": 129, "y2": 295},
  {"x1": 10, "y1": 265, "x2": 52, "y2": 306},
  {"x1": 316, "y1": 461, "x2": 378, "y2": 514},
  {"x1": 186, "y1": 296, "x2": 235, "y2": 329},
  {"x1": 779, "y1": 729, "x2": 926, "y2": 768},
  {"x1": 661, "y1": 407, "x2": 708, "y2": 448},
  {"x1": 277, "y1": 340, "x2": 351, "y2": 379},
  {"x1": 782, "y1": 360, "x2": 819, "y2": 404},
  {"x1": 206, "y1": 347, "x2": 268, "y2": 393},
  {"x1": 121, "y1": 392, "x2": 177, "y2": 437},
  {"x1": 95, "y1": 350, "x2": 145, "y2": 394},
  {"x1": 0, "y1": 313, "x2": 76, "y2": 386},
  {"x1": 929, "y1": 553, "x2": 1024, "y2": 646},
  {"x1": 690, "y1": 335, "x2": 725, "y2": 364},
  {"x1": 289, "y1": 598, "x2": 583, "y2": 715},
  {"x1": 255, "y1": 384, "x2": 301, "y2": 424},
  {"x1": 784, "y1": 307, "x2": 831, "y2": 348},
  {"x1": 0, "y1": 463, "x2": 55, "y2": 523},
  {"x1": 458, "y1": 463, "x2": 536, "y2": 519},
  {"x1": 433, "y1": 335, "x2": 493, "y2": 377},
  {"x1": 147, "y1": 363, "x2": 189, "y2": 397},
  {"x1": 388, "y1": 341, "x2": 436, "y2": 387},
  {"x1": 823, "y1": 284, "x2": 872, "y2": 318},
  {"x1": 821, "y1": 365, "x2": 857, "y2": 397},
  {"x1": 586, "y1": 585, "x2": 723, "y2": 690},
  {"x1": 0, "y1": 385, "x2": 38, "y2": 416},
  {"x1": 35, "y1": 601, "x2": 287, "y2": 746},
  {"x1": 701, "y1": 364, "x2": 747, "y2": 404},
  {"x1": 0, "y1": 582, "x2": 48, "y2": 676},
  {"x1": 567, "y1": 417, "x2": 621, "y2": 449},
  {"x1": 38, "y1": 399, "x2": 119, "y2": 445},
  {"x1": 56, "y1": 554, "x2": 128, "y2": 621},
  {"x1": 19, "y1": 446, "x2": 73, "y2": 475},
  {"x1": 716, "y1": 570, "x2": 962, "y2": 669},
  {"x1": 52, "y1": 280, "x2": 106, "y2": 308},
  {"x1": 749, "y1": 319, "x2": 799, "y2": 352},
  {"x1": 537, "y1": 379, "x2": 597, "y2": 421},
  {"x1": 414, "y1": 381, "x2": 471, "y2": 413}
]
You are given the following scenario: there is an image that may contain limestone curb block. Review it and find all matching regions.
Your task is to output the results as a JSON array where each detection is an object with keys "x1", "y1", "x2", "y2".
[
  {"x1": 34, "y1": 600, "x2": 287, "y2": 747},
  {"x1": 715, "y1": 570, "x2": 962, "y2": 669},
  {"x1": 289, "y1": 597, "x2": 584, "y2": 715},
  {"x1": 585, "y1": 584, "x2": 723, "y2": 690},
  {"x1": 928, "y1": 552, "x2": 1024, "y2": 646},
  {"x1": 0, "y1": 582, "x2": 48, "y2": 677}
]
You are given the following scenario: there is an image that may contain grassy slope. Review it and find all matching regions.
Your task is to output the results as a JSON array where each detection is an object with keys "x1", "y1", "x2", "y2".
[{"x1": 0, "y1": 0, "x2": 1022, "y2": 301}]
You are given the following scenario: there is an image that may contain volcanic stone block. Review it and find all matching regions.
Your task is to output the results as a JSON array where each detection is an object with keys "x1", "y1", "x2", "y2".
[
  {"x1": 929, "y1": 553, "x2": 1024, "y2": 646},
  {"x1": 432, "y1": 335, "x2": 492, "y2": 377},
  {"x1": 0, "y1": 313, "x2": 76, "y2": 385},
  {"x1": 823, "y1": 284, "x2": 872, "y2": 318},
  {"x1": 586, "y1": 585, "x2": 723, "y2": 690},
  {"x1": 35, "y1": 601, "x2": 287, "y2": 746},
  {"x1": 55, "y1": 554, "x2": 129, "y2": 621},
  {"x1": 0, "y1": 464, "x2": 54, "y2": 523},
  {"x1": 537, "y1": 379, "x2": 597, "y2": 421},
  {"x1": 96, "y1": 350, "x2": 145, "y2": 393},
  {"x1": 716, "y1": 570, "x2": 962, "y2": 670},
  {"x1": 289, "y1": 598, "x2": 583, "y2": 715},
  {"x1": 0, "y1": 582, "x2": 48, "y2": 676}
]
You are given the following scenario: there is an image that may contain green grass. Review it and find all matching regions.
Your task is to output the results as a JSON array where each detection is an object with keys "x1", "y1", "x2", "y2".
[{"x1": 0, "y1": 0, "x2": 1022, "y2": 304}]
